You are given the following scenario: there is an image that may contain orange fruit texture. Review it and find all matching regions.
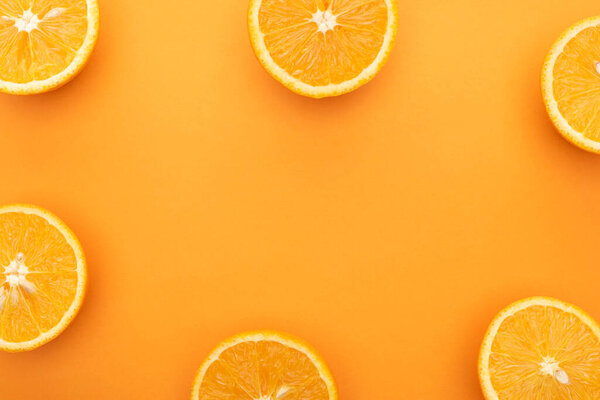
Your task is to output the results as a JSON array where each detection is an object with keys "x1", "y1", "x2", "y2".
[
  {"x1": 2, "y1": 1, "x2": 600, "y2": 400},
  {"x1": 191, "y1": 331, "x2": 337, "y2": 400},
  {"x1": 0, "y1": 204, "x2": 86, "y2": 352},
  {"x1": 479, "y1": 297, "x2": 600, "y2": 400},
  {"x1": 248, "y1": 0, "x2": 397, "y2": 97},
  {"x1": 542, "y1": 16, "x2": 600, "y2": 153},
  {"x1": 0, "y1": 0, "x2": 99, "y2": 94}
]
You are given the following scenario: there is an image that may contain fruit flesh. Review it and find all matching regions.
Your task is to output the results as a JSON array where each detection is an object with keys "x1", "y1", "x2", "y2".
[
  {"x1": 258, "y1": 0, "x2": 388, "y2": 86},
  {"x1": 0, "y1": 0, "x2": 88, "y2": 83},
  {"x1": 0, "y1": 212, "x2": 78, "y2": 343},
  {"x1": 489, "y1": 305, "x2": 600, "y2": 399},
  {"x1": 199, "y1": 340, "x2": 330, "y2": 400},
  {"x1": 553, "y1": 25, "x2": 600, "y2": 142}
]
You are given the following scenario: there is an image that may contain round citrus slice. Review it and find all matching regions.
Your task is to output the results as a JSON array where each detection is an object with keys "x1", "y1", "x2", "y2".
[
  {"x1": 248, "y1": 0, "x2": 398, "y2": 98},
  {"x1": 479, "y1": 297, "x2": 600, "y2": 400},
  {"x1": 191, "y1": 331, "x2": 338, "y2": 400},
  {"x1": 0, "y1": 204, "x2": 86, "y2": 352},
  {"x1": 0, "y1": 0, "x2": 99, "y2": 95},
  {"x1": 541, "y1": 16, "x2": 600, "y2": 153}
]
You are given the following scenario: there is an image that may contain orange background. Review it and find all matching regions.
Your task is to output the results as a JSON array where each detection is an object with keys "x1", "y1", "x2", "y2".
[{"x1": 2, "y1": 0, "x2": 600, "y2": 398}]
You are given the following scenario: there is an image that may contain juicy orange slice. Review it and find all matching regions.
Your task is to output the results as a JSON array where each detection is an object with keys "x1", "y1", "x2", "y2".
[
  {"x1": 191, "y1": 331, "x2": 338, "y2": 400},
  {"x1": 0, "y1": 204, "x2": 86, "y2": 352},
  {"x1": 248, "y1": 0, "x2": 398, "y2": 98},
  {"x1": 542, "y1": 16, "x2": 600, "y2": 153},
  {"x1": 479, "y1": 297, "x2": 600, "y2": 400},
  {"x1": 0, "y1": 0, "x2": 99, "y2": 95}
]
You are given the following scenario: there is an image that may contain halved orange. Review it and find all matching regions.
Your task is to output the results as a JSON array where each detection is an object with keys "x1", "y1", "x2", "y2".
[
  {"x1": 0, "y1": 0, "x2": 99, "y2": 95},
  {"x1": 0, "y1": 204, "x2": 86, "y2": 352},
  {"x1": 479, "y1": 297, "x2": 600, "y2": 400},
  {"x1": 248, "y1": 0, "x2": 398, "y2": 98},
  {"x1": 542, "y1": 16, "x2": 600, "y2": 153},
  {"x1": 191, "y1": 331, "x2": 338, "y2": 400}
]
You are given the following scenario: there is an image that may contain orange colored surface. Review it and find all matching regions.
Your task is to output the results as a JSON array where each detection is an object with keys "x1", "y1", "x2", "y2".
[{"x1": 1, "y1": 0, "x2": 600, "y2": 399}]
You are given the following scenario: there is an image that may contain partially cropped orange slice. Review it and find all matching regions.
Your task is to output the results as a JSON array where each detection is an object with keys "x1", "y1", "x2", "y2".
[
  {"x1": 479, "y1": 297, "x2": 600, "y2": 400},
  {"x1": 0, "y1": 0, "x2": 99, "y2": 95},
  {"x1": 248, "y1": 0, "x2": 398, "y2": 98},
  {"x1": 542, "y1": 16, "x2": 600, "y2": 153},
  {"x1": 0, "y1": 204, "x2": 86, "y2": 352},
  {"x1": 191, "y1": 331, "x2": 338, "y2": 400}
]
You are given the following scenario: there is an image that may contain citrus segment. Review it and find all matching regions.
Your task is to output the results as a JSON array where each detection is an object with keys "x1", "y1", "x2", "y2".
[
  {"x1": 0, "y1": 204, "x2": 86, "y2": 352},
  {"x1": 542, "y1": 16, "x2": 600, "y2": 153},
  {"x1": 249, "y1": 0, "x2": 397, "y2": 98},
  {"x1": 479, "y1": 297, "x2": 600, "y2": 400},
  {"x1": 192, "y1": 331, "x2": 338, "y2": 400},
  {"x1": 0, "y1": 0, "x2": 99, "y2": 94}
]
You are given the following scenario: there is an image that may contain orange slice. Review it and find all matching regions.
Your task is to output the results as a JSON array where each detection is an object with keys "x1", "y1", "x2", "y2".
[
  {"x1": 0, "y1": 204, "x2": 86, "y2": 352},
  {"x1": 191, "y1": 331, "x2": 338, "y2": 400},
  {"x1": 479, "y1": 297, "x2": 600, "y2": 400},
  {"x1": 0, "y1": 0, "x2": 99, "y2": 95},
  {"x1": 248, "y1": 0, "x2": 398, "y2": 98},
  {"x1": 542, "y1": 16, "x2": 600, "y2": 153}
]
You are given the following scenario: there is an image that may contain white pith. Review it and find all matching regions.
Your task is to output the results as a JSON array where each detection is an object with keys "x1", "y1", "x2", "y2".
[
  {"x1": 2, "y1": 8, "x2": 65, "y2": 33},
  {"x1": 10, "y1": 10, "x2": 40, "y2": 32},
  {"x1": 1, "y1": 253, "x2": 36, "y2": 311},
  {"x1": 312, "y1": 10, "x2": 338, "y2": 33},
  {"x1": 539, "y1": 356, "x2": 569, "y2": 384}
]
